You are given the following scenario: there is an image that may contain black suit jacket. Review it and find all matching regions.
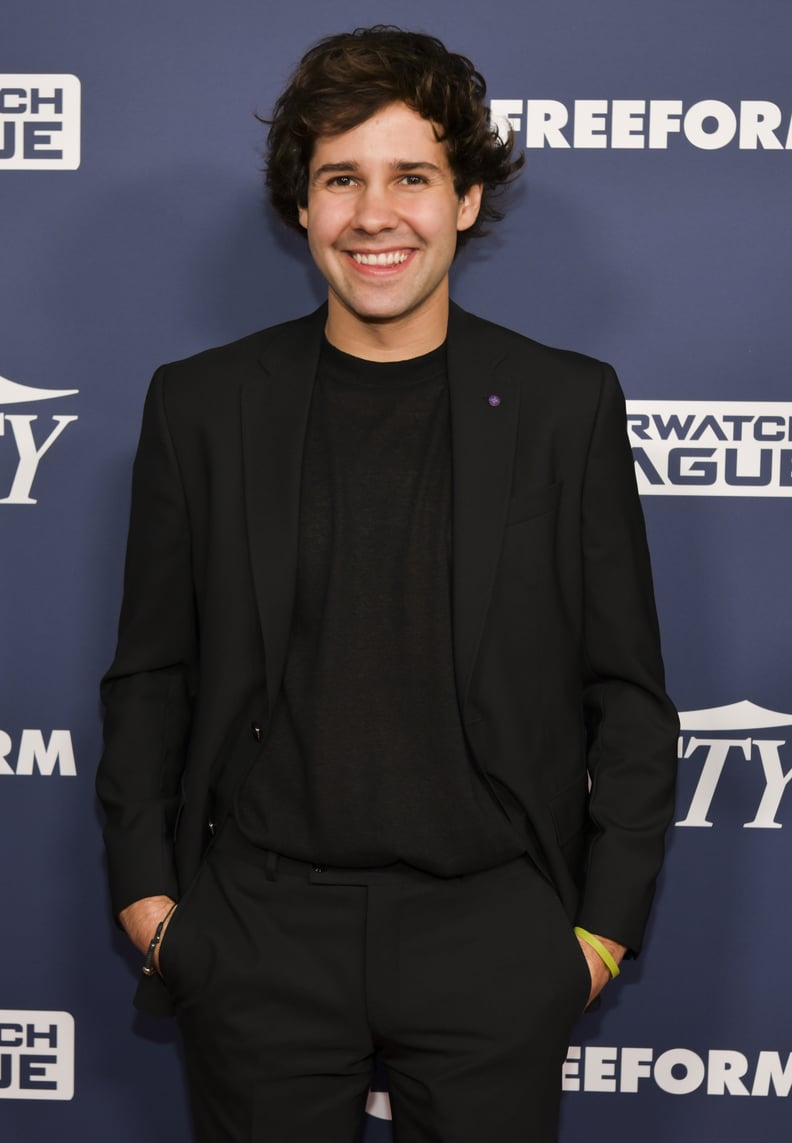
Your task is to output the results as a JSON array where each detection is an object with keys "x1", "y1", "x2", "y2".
[{"x1": 98, "y1": 303, "x2": 678, "y2": 1010}]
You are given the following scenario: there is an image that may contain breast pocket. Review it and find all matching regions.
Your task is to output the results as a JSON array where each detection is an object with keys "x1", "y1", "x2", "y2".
[{"x1": 506, "y1": 481, "x2": 561, "y2": 526}]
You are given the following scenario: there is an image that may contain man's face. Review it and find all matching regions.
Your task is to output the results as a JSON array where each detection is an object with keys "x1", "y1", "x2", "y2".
[{"x1": 298, "y1": 102, "x2": 482, "y2": 351}]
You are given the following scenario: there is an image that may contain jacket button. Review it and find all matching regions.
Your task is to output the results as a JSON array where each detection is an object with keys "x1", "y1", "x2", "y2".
[
  {"x1": 251, "y1": 722, "x2": 262, "y2": 741},
  {"x1": 312, "y1": 864, "x2": 326, "y2": 873}
]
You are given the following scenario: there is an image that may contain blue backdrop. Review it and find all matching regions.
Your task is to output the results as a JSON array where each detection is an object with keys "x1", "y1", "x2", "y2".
[{"x1": 2, "y1": 1, "x2": 790, "y2": 1139}]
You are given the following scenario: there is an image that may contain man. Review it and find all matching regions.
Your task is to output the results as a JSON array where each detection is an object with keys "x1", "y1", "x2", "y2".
[{"x1": 98, "y1": 26, "x2": 678, "y2": 1143}]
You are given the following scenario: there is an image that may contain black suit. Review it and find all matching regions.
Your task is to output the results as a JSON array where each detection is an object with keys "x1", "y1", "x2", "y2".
[{"x1": 98, "y1": 302, "x2": 678, "y2": 1025}]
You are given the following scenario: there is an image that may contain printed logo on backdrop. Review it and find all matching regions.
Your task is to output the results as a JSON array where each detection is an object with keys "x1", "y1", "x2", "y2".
[
  {"x1": 625, "y1": 402, "x2": 792, "y2": 496},
  {"x1": 0, "y1": 76, "x2": 80, "y2": 170},
  {"x1": 491, "y1": 99, "x2": 792, "y2": 150},
  {"x1": 675, "y1": 701, "x2": 792, "y2": 830},
  {"x1": 0, "y1": 730, "x2": 76, "y2": 776},
  {"x1": 365, "y1": 1042, "x2": 792, "y2": 1114},
  {"x1": 0, "y1": 374, "x2": 78, "y2": 504},
  {"x1": 564, "y1": 1045, "x2": 792, "y2": 1097},
  {"x1": 0, "y1": 1011, "x2": 74, "y2": 1100}
]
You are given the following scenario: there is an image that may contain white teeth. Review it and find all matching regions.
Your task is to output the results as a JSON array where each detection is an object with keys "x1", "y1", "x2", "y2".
[{"x1": 352, "y1": 251, "x2": 409, "y2": 266}]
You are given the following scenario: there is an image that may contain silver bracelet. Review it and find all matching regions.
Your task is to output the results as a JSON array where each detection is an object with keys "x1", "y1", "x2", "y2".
[{"x1": 142, "y1": 904, "x2": 177, "y2": 977}]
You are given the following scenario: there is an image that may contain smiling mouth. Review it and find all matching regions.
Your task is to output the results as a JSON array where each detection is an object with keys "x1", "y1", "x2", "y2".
[{"x1": 350, "y1": 250, "x2": 411, "y2": 266}]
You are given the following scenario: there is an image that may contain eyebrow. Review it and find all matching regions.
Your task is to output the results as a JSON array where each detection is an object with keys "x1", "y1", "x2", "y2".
[{"x1": 311, "y1": 160, "x2": 444, "y2": 180}]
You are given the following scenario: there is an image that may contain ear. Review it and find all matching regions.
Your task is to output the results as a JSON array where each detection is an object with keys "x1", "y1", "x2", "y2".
[
  {"x1": 457, "y1": 183, "x2": 483, "y2": 232},
  {"x1": 298, "y1": 203, "x2": 308, "y2": 230}
]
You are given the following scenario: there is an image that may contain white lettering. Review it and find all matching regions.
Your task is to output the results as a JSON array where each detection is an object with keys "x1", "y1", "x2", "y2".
[
  {"x1": 573, "y1": 100, "x2": 608, "y2": 148},
  {"x1": 684, "y1": 100, "x2": 738, "y2": 149},
  {"x1": 566, "y1": 1045, "x2": 792, "y2": 1096},
  {"x1": 619, "y1": 1047, "x2": 654, "y2": 1092},
  {"x1": 654, "y1": 1049, "x2": 706, "y2": 1095},
  {"x1": 489, "y1": 99, "x2": 523, "y2": 144},
  {"x1": 647, "y1": 100, "x2": 684, "y2": 148},
  {"x1": 676, "y1": 738, "x2": 751, "y2": 827},
  {"x1": 744, "y1": 739, "x2": 792, "y2": 828},
  {"x1": 0, "y1": 414, "x2": 78, "y2": 504},
  {"x1": 500, "y1": 97, "x2": 791, "y2": 151},
  {"x1": 525, "y1": 100, "x2": 570, "y2": 148},
  {"x1": 739, "y1": 101, "x2": 784, "y2": 149},
  {"x1": 0, "y1": 731, "x2": 13, "y2": 776},
  {"x1": 583, "y1": 1046, "x2": 618, "y2": 1092},
  {"x1": 561, "y1": 1045, "x2": 581, "y2": 1092},
  {"x1": 15, "y1": 730, "x2": 76, "y2": 776},
  {"x1": 611, "y1": 101, "x2": 646, "y2": 148},
  {"x1": 751, "y1": 1052, "x2": 792, "y2": 1097},
  {"x1": 707, "y1": 1050, "x2": 750, "y2": 1095}
]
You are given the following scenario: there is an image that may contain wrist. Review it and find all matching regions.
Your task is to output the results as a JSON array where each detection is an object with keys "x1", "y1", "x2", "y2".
[
  {"x1": 118, "y1": 895, "x2": 177, "y2": 957},
  {"x1": 142, "y1": 903, "x2": 178, "y2": 977},
  {"x1": 574, "y1": 927, "x2": 623, "y2": 980}
]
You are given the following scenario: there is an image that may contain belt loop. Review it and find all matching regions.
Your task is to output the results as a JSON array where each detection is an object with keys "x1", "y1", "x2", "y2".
[{"x1": 265, "y1": 851, "x2": 278, "y2": 882}]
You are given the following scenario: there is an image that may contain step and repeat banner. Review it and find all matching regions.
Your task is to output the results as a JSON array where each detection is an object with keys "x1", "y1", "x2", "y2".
[{"x1": 2, "y1": 1, "x2": 789, "y2": 1140}]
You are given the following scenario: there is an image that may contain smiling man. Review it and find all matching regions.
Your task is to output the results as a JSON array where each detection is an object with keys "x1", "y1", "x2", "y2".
[
  {"x1": 298, "y1": 102, "x2": 481, "y2": 355},
  {"x1": 98, "y1": 26, "x2": 678, "y2": 1143}
]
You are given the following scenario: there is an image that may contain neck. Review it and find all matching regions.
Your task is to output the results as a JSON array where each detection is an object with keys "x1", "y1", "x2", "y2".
[{"x1": 324, "y1": 288, "x2": 450, "y2": 362}]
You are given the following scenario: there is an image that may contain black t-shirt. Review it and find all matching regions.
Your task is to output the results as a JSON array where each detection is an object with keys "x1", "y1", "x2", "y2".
[{"x1": 236, "y1": 338, "x2": 523, "y2": 874}]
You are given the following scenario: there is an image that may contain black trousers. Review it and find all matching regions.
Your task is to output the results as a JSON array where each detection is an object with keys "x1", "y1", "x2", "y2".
[{"x1": 159, "y1": 819, "x2": 590, "y2": 1142}]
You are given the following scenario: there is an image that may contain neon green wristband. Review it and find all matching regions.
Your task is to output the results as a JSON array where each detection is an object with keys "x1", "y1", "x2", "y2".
[{"x1": 573, "y1": 926, "x2": 621, "y2": 980}]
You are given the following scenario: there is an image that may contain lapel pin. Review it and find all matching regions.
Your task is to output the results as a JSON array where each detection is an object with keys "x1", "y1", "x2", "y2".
[{"x1": 487, "y1": 394, "x2": 501, "y2": 407}]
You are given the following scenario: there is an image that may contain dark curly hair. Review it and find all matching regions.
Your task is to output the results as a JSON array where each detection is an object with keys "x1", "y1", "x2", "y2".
[{"x1": 263, "y1": 26, "x2": 523, "y2": 248}]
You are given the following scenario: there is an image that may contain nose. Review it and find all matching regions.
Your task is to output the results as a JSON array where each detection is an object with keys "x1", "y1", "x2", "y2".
[{"x1": 351, "y1": 182, "x2": 399, "y2": 233}]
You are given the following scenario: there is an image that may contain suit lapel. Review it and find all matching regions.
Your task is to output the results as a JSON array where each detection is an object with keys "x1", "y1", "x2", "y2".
[
  {"x1": 241, "y1": 307, "x2": 326, "y2": 711},
  {"x1": 448, "y1": 303, "x2": 521, "y2": 711},
  {"x1": 241, "y1": 302, "x2": 521, "y2": 718}
]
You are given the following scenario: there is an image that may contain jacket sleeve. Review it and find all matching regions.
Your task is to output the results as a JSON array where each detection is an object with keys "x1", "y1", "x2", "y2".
[
  {"x1": 574, "y1": 364, "x2": 679, "y2": 954},
  {"x1": 96, "y1": 367, "x2": 197, "y2": 916}
]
